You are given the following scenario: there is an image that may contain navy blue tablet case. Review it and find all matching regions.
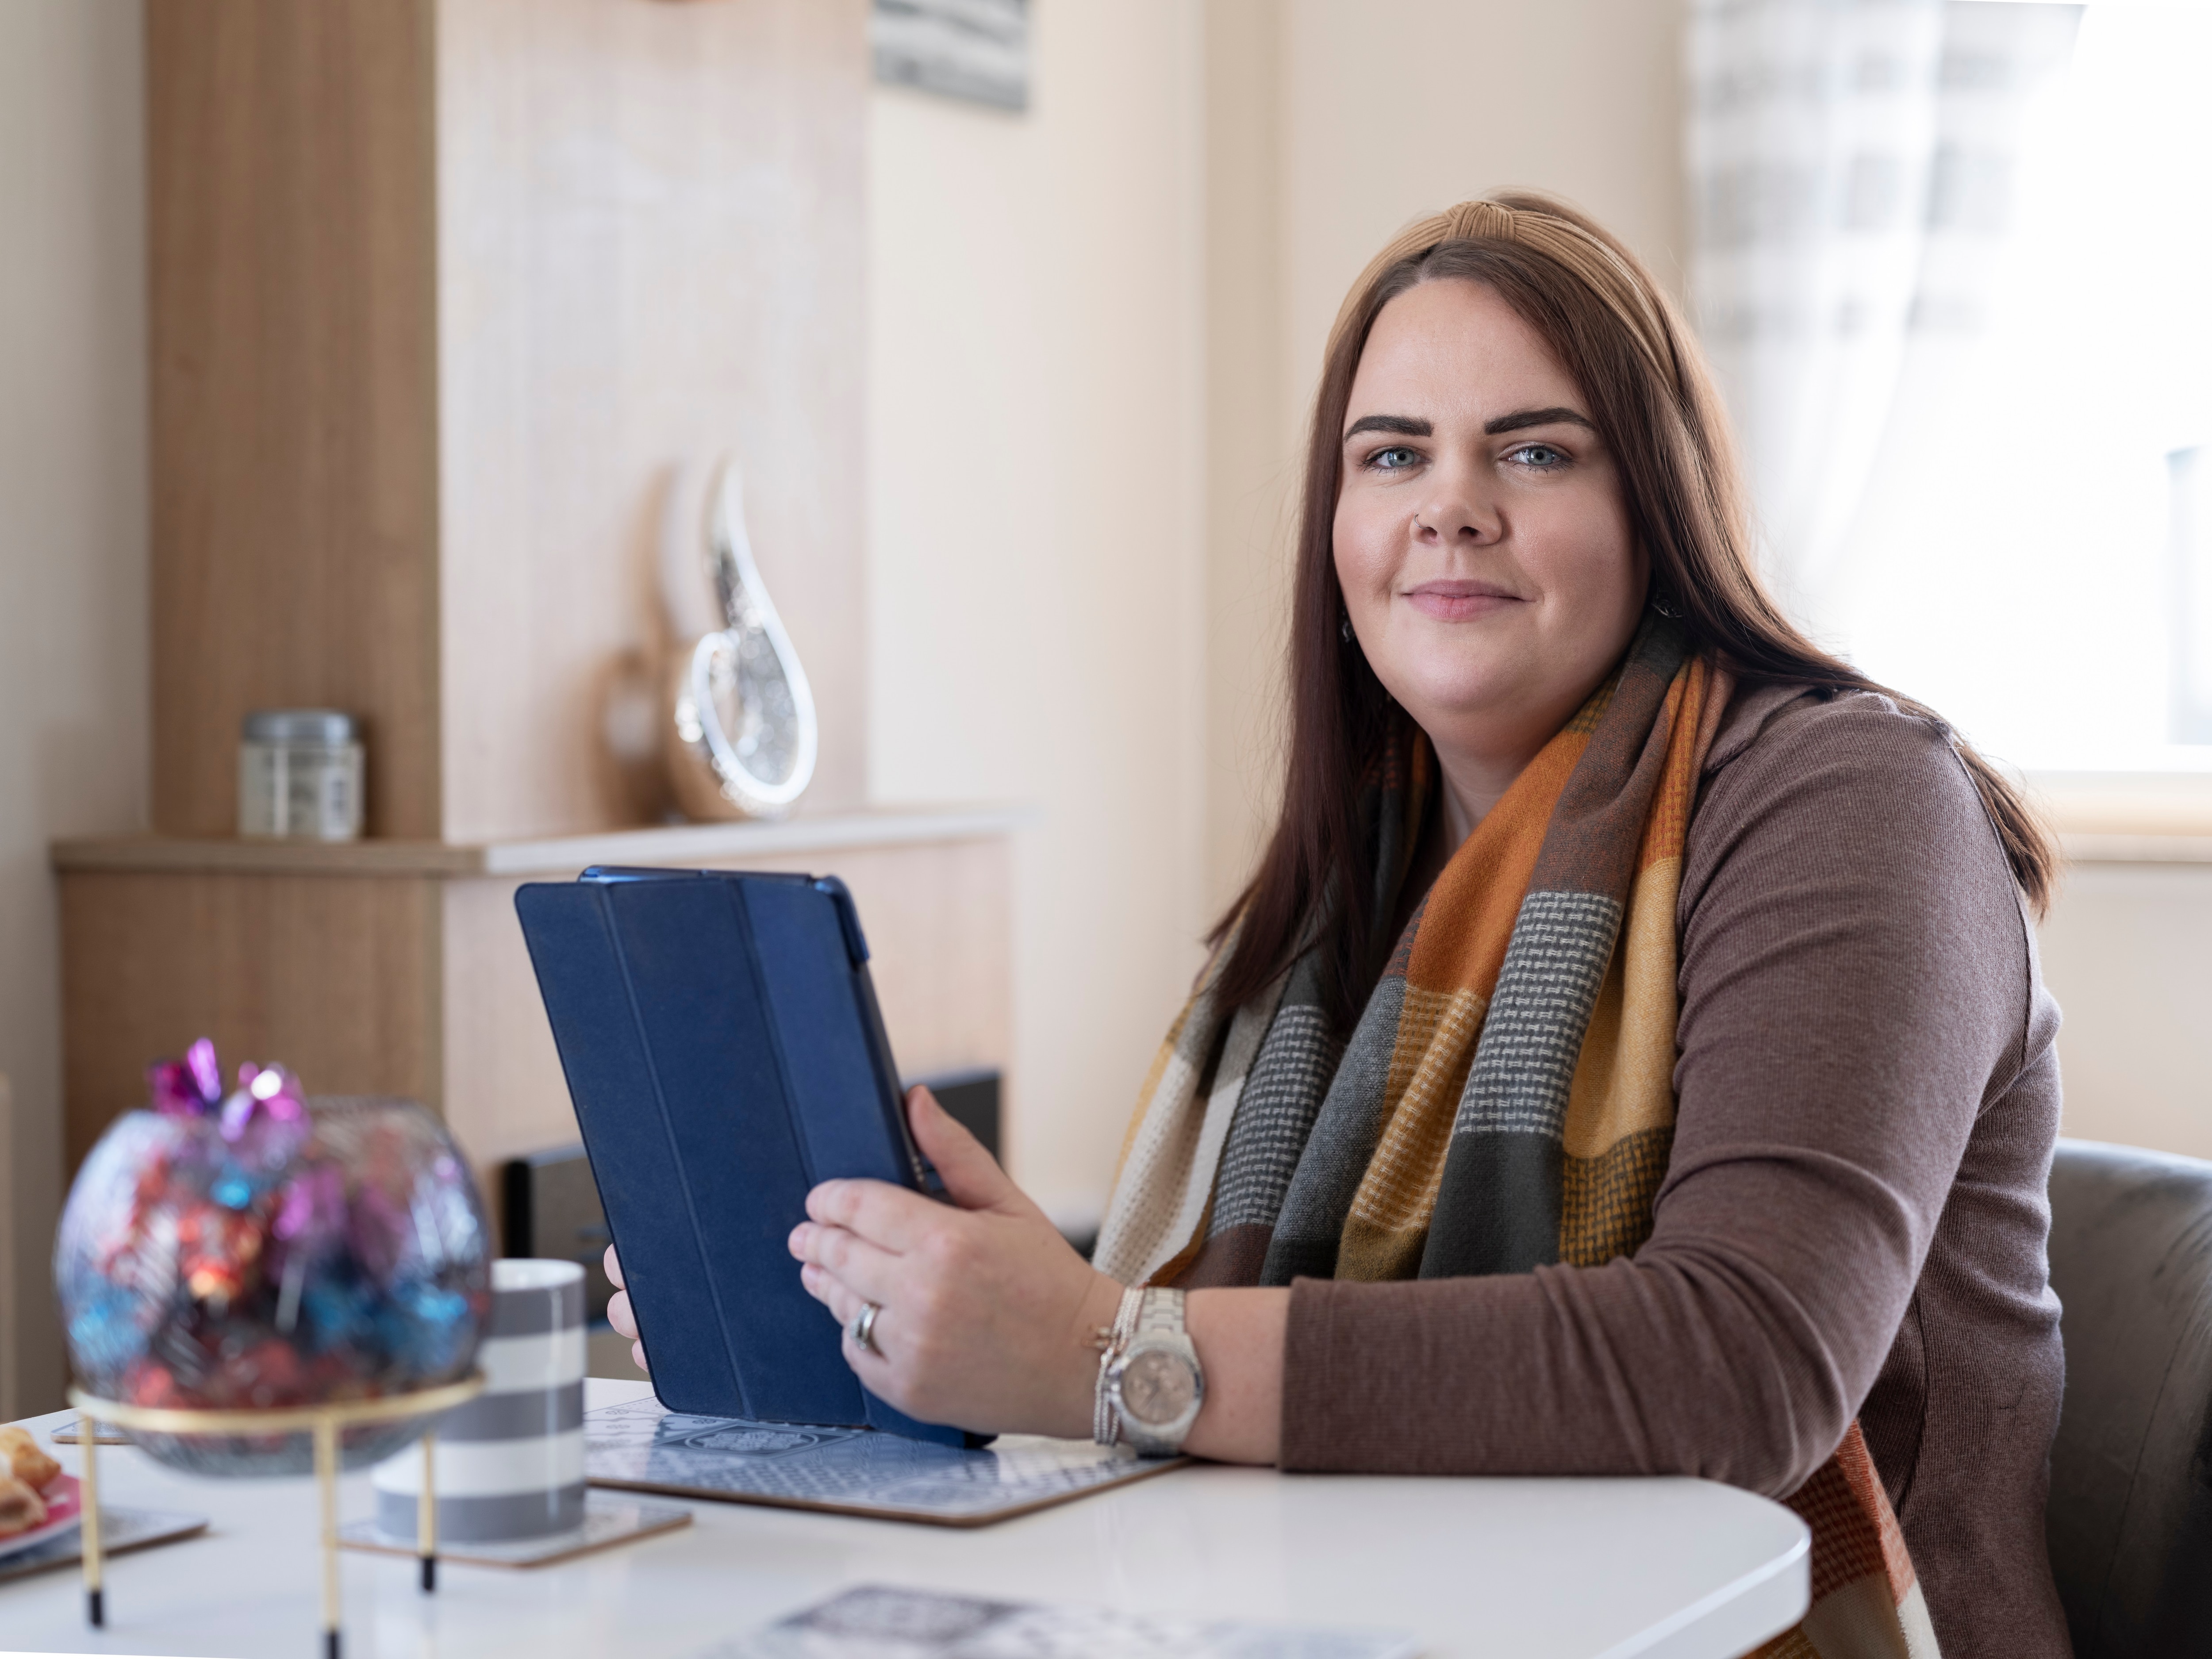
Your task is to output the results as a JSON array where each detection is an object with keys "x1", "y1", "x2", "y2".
[{"x1": 514, "y1": 868, "x2": 966, "y2": 1445}]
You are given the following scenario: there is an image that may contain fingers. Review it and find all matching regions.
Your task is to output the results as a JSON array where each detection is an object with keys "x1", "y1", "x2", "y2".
[
  {"x1": 906, "y1": 1087, "x2": 1028, "y2": 1215},
  {"x1": 603, "y1": 1243, "x2": 625, "y2": 1289},
  {"x1": 788, "y1": 1220, "x2": 903, "y2": 1304},
  {"x1": 603, "y1": 1273, "x2": 649, "y2": 1372},
  {"x1": 800, "y1": 1263, "x2": 866, "y2": 1329},
  {"x1": 805, "y1": 1271, "x2": 899, "y2": 1380},
  {"x1": 804, "y1": 1176, "x2": 939, "y2": 1249}
]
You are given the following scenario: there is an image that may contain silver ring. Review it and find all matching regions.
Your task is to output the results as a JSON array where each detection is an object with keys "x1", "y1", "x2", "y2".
[{"x1": 849, "y1": 1301, "x2": 883, "y2": 1355}]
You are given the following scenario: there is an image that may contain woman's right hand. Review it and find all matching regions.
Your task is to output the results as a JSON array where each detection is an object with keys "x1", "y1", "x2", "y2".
[{"x1": 604, "y1": 1244, "x2": 649, "y2": 1374}]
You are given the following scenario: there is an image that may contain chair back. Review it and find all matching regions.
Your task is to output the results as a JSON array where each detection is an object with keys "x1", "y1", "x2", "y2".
[{"x1": 2047, "y1": 1138, "x2": 2212, "y2": 1658}]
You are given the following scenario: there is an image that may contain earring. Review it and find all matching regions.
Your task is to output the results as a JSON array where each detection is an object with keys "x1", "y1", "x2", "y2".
[
  {"x1": 1650, "y1": 592, "x2": 1683, "y2": 620},
  {"x1": 1340, "y1": 612, "x2": 1355, "y2": 644}
]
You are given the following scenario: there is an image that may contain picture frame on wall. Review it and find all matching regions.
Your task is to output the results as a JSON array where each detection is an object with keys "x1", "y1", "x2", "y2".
[{"x1": 872, "y1": 0, "x2": 1028, "y2": 113}]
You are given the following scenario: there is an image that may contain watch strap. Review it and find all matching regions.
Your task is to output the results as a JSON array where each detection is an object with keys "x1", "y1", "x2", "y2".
[
  {"x1": 1134, "y1": 1285, "x2": 1187, "y2": 1342},
  {"x1": 1093, "y1": 1284, "x2": 1145, "y2": 1446}
]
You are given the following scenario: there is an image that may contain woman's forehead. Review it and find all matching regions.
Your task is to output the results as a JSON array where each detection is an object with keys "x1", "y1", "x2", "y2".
[{"x1": 1348, "y1": 279, "x2": 1579, "y2": 425}]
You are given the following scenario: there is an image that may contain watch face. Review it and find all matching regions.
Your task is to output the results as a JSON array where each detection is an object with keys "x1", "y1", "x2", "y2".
[{"x1": 1121, "y1": 1348, "x2": 1198, "y2": 1426}]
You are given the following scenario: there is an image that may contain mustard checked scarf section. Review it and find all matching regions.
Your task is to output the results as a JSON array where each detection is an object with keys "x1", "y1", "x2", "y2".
[{"x1": 1094, "y1": 617, "x2": 1938, "y2": 1659}]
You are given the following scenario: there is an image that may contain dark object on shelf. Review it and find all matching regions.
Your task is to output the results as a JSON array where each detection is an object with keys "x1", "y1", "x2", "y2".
[
  {"x1": 906, "y1": 1066, "x2": 1001, "y2": 1162},
  {"x1": 501, "y1": 1149, "x2": 614, "y2": 1325}
]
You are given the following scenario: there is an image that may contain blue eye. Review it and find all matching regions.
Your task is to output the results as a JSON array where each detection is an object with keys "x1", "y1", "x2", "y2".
[
  {"x1": 1510, "y1": 443, "x2": 1568, "y2": 468},
  {"x1": 1371, "y1": 446, "x2": 1420, "y2": 470}
]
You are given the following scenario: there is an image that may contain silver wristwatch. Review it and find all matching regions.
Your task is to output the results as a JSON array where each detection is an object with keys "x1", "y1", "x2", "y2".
[{"x1": 1100, "y1": 1286, "x2": 1203, "y2": 1457}]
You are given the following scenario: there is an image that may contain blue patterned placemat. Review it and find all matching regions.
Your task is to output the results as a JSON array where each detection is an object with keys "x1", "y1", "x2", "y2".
[{"x1": 584, "y1": 1397, "x2": 1185, "y2": 1526}]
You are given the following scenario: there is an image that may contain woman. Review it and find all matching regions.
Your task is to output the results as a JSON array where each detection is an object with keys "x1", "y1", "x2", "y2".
[{"x1": 609, "y1": 196, "x2": 2066, "y2": 1658}]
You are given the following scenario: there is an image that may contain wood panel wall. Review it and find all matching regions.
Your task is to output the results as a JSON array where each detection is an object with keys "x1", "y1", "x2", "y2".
[
  {"x1": 436, "y1": 0, "x2": 870, "y2": 841},
  {"x1": 59, "y1": 870, "x2": 443, "y2": 1168},
  {"x1": 147, "y1": 0, "x2": 442, "y2": 838}
]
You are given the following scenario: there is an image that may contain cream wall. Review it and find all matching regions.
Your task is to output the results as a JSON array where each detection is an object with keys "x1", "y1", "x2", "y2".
[
  {"x1": 866, "y1": 0, "x2": 1210, "y2": 1227},
  {"x1": 0, "y1": 0, "x2": 150, "y2": 1420},
  {"x1": 2039, "y1": 862, "x2": 2212, "y2": 1159}
]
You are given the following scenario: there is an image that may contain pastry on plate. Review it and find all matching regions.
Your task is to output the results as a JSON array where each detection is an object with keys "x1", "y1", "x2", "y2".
[
  {"x1": 0, "y1": 1424, "x2": 61, "y2": 1491},
  {"x1": 0, "y1": 1471, "x2": 47, "y2": 1537}
]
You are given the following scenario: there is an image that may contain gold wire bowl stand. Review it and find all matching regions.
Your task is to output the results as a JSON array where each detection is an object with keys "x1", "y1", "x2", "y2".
[{"x1": 66, "y1": 1371, "x2": 487, "y2": 1659}]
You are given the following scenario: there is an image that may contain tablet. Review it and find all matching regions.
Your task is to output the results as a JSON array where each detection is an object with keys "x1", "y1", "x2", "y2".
[{"x1": 515, "y1": 868, "x2": 967, "y2": 1445}]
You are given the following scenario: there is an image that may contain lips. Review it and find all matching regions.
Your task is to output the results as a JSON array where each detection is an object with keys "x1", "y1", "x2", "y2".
[{"x1": 1402, "y1": 580, "x2": 1523, "y2": 622}]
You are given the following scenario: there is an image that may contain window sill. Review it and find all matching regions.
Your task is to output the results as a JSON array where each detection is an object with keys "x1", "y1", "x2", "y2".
[{"x1": 2028, "y1": 773, "x2": 2212, "y2": 864}]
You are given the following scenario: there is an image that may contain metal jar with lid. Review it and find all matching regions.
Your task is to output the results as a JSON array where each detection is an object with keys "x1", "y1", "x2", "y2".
[{"x1": 238, "y1": 710, "x2": 364, "y2": 840}]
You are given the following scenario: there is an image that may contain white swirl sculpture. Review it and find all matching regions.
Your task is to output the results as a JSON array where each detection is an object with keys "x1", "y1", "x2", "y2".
[{"x1": 664, "y1": 461, "x2": 818, "y2": 820}]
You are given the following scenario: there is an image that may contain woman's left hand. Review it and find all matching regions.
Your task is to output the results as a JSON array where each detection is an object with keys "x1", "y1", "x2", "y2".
[{"x1": 789, "y1": 1086, "x2": 1123, "y2": 1439}]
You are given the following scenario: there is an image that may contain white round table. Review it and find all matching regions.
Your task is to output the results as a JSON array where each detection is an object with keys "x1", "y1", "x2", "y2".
[{"x1": 0, "y1": 1378, "x2": 1808, "y2": 1659}]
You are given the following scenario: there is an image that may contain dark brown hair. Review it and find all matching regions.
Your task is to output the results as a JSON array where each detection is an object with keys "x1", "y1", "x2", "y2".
[{"x1": 1210, "y1": 192, "x2": 2055, "y2": 1032}]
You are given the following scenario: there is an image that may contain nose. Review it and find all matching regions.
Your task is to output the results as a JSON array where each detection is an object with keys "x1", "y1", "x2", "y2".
[{"x1": 1410, "y1": 465, "x2": 1498, "y2": 548}]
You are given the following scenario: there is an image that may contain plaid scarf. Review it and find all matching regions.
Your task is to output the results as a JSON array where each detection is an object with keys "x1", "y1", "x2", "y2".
[{"x1": 1096, "y1": 618, "x2": 1937, "y2": 1659}]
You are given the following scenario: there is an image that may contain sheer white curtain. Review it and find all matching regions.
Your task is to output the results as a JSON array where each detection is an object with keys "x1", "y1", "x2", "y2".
[{"x1": 1685, "y1": 0, "x2": 2081, "y2": 614}]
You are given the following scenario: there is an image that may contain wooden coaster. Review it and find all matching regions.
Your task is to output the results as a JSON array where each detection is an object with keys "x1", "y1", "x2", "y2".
[{"x1": 338, "y1": 1490, "x2": 689, "y2": 1569}]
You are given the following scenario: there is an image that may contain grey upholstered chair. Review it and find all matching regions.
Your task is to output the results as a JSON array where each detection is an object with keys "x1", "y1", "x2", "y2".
[{"x1": 2046, "y1": 1138, "x2": 2212, "y2": 1658}]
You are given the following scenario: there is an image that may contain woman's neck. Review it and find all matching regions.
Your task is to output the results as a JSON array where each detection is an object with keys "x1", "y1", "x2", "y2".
[{"x1": 1430, "y1": 739, "x2": 1539, "y2": 850}]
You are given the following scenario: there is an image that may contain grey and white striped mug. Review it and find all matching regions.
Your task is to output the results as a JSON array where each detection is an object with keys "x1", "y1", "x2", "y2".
[{"x1": 373, "y1": 1258, "x2": 587, "y2": 1541}]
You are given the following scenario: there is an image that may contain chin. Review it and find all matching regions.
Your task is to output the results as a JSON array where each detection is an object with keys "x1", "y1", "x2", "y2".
[{"x1": 1390, "y1": 669, "x2": 1518, "y2": 729}]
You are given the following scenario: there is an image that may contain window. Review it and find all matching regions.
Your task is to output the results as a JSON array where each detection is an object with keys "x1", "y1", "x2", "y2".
[{"x1": 1808, "y1": 4, "x2": 2212, "y2": 772}]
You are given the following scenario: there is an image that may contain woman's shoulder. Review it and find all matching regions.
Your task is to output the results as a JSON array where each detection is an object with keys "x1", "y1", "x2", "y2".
[
  {"x1": 1703, "y1": 676, "x2": 1957, "y2": 786},
  {"x1": 1686, "y1": 675, "x2": 2025, "y2": 937},
  {"x1": 1681, "y1": 674, "x2": 2041, "y2": 1071},
  {"x1": 1697, "y1": 676, "x2": 1994, "y2": 842}
]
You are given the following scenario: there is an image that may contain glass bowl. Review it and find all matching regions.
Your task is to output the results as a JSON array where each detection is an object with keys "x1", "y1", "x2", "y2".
[{"x1": 55, "y1": 1095, "x2": 492, "y2": 1475}]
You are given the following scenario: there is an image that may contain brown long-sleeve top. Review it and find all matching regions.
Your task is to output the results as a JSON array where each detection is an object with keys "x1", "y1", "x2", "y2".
[{"x1": 1280, "y1": 683, "x2": 2070, "y2": 1658}]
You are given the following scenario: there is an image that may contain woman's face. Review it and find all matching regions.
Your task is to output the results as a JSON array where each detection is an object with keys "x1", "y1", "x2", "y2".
[{"x1": 1334, "y1": 278, "x2": 1646, "y2": 780}]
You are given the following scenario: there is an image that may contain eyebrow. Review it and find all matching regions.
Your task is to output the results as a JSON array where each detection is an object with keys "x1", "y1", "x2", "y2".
[
  {"x1": 1483, "y1": 406, "x2": 1595, "y2": 435},
  {"x1": 1343, "y1": 414, "x2": 1430, "y2": 440},
  {"x1": 1342, "y1": 406, "x2": 1596, "y2": 442}
]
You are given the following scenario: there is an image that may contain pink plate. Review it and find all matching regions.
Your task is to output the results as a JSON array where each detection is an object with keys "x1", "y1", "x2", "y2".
[{"x1": 0, "y1": 1472, "x2": 84, "y2": 1561}]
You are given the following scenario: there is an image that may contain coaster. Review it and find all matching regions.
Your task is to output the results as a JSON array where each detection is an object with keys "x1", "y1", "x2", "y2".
[
  {"x1": 47, "y1": 1421, "x2": 131, "y2": 1446},
  {"x1": 0, "y1": 1507, "x2": 210, "y2": 1584},
  {"x1": 338, "y1": 1490, "x2": 690, "y2": 1568}
]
